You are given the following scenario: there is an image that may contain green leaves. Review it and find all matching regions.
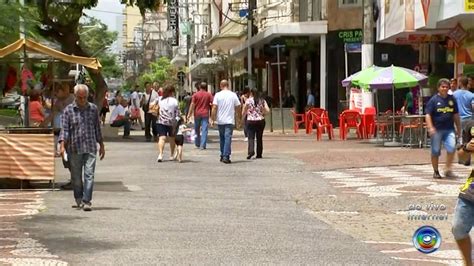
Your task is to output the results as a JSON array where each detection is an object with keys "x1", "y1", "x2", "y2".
[{"x1": 139, "y1": 57, "x2": 177, "y2": 86}]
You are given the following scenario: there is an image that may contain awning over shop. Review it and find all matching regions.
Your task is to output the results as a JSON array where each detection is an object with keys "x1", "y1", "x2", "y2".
[
  {"x1": 170, "y1": 54, "x2": 187, "y2": 66},
  {"x1": 230, "y1": 20, "x2": 327, "y2": 57},
  {"x1": 0, "y1": 39, "x2": 102, "y2": 69},
  {"x1": 206, "y1": 20, "x2": 246, "y2": 51},
  {"x1": 189, "y1": 57, "x2": 221, "y2": 77}
]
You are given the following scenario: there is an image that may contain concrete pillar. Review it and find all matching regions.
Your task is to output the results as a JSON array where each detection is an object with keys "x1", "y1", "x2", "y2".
[{"x1": 320, "y1": 34, "x2": 327, "y2": 109}]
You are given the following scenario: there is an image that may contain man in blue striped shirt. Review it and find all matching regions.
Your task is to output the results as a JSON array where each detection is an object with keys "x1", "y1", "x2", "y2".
[{"x1": 59, "y1": 84, "x2": 105, "y2": 211}]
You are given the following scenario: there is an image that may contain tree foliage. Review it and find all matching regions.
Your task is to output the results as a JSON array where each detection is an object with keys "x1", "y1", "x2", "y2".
[
  {"x1": 0, "y1": 2, "x2": 41, "y2": 46},
  {"x1": 79, "y1": 18, "x2": 122, "y2": 78},
  {"x1": 28, "y1": 0, "x2": 161, "y2": 107},
  {"x1": 139, "y1": 57, "x2": 177, "y2": 87}
]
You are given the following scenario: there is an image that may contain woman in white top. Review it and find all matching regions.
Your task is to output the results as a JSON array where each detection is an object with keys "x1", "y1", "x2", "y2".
[
  {"x1": 242, "y1": 88, "x2": 270, "y2": 159},
  {"x1": 156, "y1": 85, "x2": 180, "y2": 162}
]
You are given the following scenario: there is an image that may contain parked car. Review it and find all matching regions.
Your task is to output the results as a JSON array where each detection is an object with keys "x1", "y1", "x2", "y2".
[{"x1": 0, "y1": 93, "x2": 21, "y2": 109}]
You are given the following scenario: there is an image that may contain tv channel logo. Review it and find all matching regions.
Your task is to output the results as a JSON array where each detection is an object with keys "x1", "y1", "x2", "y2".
[{"x1": 412, "y1": 225, "x2": 442, "y2": 254}]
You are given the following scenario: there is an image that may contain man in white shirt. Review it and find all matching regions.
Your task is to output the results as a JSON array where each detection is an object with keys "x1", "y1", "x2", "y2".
[
  {"x1": 110, "y1": 98, "x2": 131, "y2": 139},
  {"x1": 143, "y1": 82, "x2": 159, "y2": 142},
  {"x1": 211, "y1": 80, "x2": 241, "y2": 164},
  {"x1": 130, "y1": 86, "x2": 144, "y2": 129}
]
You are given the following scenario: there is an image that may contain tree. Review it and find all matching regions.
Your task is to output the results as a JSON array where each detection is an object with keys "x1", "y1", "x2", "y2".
[
  {"x1": 0, "y1": 2, "x2": 41, "y2": 46},
  {"x1": 79, "y1": 18, "x2": 123, "y2": 79},
  {"x1": 139, "y1": 57, "x2": 178, "y2": 88},
  {"x1": 29, "y1": 0, "x2": 160, "y2": 108}
]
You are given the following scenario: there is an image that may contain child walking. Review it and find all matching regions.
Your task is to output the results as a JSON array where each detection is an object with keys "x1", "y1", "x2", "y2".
[{"x1": 174, "y1": 117, "x2": 191, "y2": 163}]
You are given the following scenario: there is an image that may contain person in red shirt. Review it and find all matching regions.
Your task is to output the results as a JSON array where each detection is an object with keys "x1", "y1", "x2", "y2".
[
  {"x1": 29, "y1": 90, "x2": 45, "y2": 127},
  {"x1": 187, "y1": 82, "x2": 213, "y2": 149}
]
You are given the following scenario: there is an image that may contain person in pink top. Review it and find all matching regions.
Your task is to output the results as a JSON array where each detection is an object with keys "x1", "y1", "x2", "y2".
[
  {"x1": 29, "y1": 90, "x2": 45, "y2": 127},
  {"x1": 187, "y1": 82, "x2": 213, "y2": 149},
  {"x1": 242, "y1": 88, "x2": 270, "y2": 159}
]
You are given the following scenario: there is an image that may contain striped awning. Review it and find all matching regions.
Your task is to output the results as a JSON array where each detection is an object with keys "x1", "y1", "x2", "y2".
[{"x1": 0, "y1": 133, "x2": 54, "y2": 180}]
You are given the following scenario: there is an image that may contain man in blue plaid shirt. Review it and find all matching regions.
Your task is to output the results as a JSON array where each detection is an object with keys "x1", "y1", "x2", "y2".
[{"x1": 59, "y1": 84, "x2": 105, "y2": 211}]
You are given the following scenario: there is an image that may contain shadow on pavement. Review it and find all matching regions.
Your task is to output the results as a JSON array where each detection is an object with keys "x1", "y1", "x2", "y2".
[{"x1": 90, "y1": 207, "x2": 121, "y2": 211}]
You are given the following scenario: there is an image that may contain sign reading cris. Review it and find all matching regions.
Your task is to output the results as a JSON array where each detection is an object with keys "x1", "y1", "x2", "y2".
[
  {"x1": 168, "y1": 0, "x2": 179, "y2": 46},
  {"x1": 338, "y1": 29, "x2": 363, "y2": 43}
]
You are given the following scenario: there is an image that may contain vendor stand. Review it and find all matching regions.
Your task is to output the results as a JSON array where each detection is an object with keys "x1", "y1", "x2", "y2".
[{"x1": 0, "y1": 39, "x2": 101, "y2": 187}]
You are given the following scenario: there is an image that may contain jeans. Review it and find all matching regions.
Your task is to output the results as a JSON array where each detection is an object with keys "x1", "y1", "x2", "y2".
[
  {"x1": 243, "y1": 115, "x2": 248, "y2": 138},
  {"x1": 194, "y1": 116, "x2": 209, "y2": 149},
  {"x1": 431, "y1": 129, "x2": 456, "y2": 156},
  {"x1": 247, "y1": 120, "x2": 265, "y2": 157},
  {"x1": 460, "y1": 119, "x2": 472, "y2": 163},
  {"x1": 111, "y1": 119, "x2": 131, "y2": 136},
  {"x1": 452, "y1": 198, "x2": 474, "y2": 240},
  {"x1": 69, "y1": 152, "x2": 97, "y2": 204},
  {"x1": 218, "y1": 124, "x2": 233, "y2": 160},
  {"x1": 145, "y1": 113, "x2": 157, "y2": 140}
]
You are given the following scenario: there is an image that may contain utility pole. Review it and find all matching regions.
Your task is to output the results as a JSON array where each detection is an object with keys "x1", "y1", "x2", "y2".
[
  {"x1": 247, "y1": 10, "x2": 253, "y2": 88},
  {"x1": 20, "y1": 0, "x2": 29, "y2": 127},
  {"x1": 361, "y1": 0, "x2": 373, "y2": 69},
  {"x1": 270, "y1": 44, "x2": 286, "y2": 134},
  {"x1": 186, "y1": 0, "x2": 192, "y2": 93},
  {"x1": 142, "y1": 15, "x2": 146, "y2": 72}
]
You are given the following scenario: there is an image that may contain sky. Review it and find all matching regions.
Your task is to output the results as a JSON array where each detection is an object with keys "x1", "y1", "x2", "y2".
[{"x1": 84, "y1": 0, "x2": 126, "y2": 53}]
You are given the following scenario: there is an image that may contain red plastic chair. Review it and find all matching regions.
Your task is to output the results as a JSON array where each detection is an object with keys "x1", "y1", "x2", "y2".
[
  {"x1": 315, "y1": 111, "x2": 334, "y2": 140},
  {"x1": 306, "y1": 108, "x2": 325, "y2": 134},
  {"x1": 362, "y1": 107, "x2": 376, "y2": 138},
  {"x1": 363, "y1": 107, "x2": 376, "y2": 115},
  {"x1": 339, "y1": 110, "x2": 363, "y2": 140},
  {"x1": 290, "y1": 109, "x2": 306, "y2": 133}
]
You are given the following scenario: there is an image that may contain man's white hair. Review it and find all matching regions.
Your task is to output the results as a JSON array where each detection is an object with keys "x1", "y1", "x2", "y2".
[{"x1": 74, "y1": 84, "x2": 89, "y2": 95}]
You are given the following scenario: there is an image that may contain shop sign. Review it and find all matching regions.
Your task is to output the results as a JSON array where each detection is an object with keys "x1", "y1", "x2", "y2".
[
  {"x1": 414, "y1": 64, "x2": 429, "y2": 75},
  {"x1": 282, "y1": 36, "x2": 309, "y2": 48},
  {"x1": 167, "y1": 0, "x2": 179, "y2": 46},
  {"x1": 466, "y1": 0, "x2": 474, "y2": 12},
  {"x1": 448, "y1": 23, "x2": 467, "y2": 47},
  {"x1": 395, "y1": 34, "x2": 444, "y2": 44},
  {"x1": 345, "y1": 43, "x2": 361, "y2": 53},
  {"x1": 337, "y1": 29, "x2": 363, "y2": 43}
]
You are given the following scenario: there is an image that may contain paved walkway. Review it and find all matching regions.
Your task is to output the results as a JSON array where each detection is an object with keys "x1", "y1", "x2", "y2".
[
  {"x1": 0, "y1": 129, "x2": 470, "y2": 265},
  {"x1": 17, "y1": 133, "x2": 396, "y2": 265}
]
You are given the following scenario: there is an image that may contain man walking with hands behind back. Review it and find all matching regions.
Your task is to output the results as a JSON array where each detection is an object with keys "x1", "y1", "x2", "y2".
[
  {"x1": 425, "y1": 78, "x2": 461, "y2": 179},
  {"x1": 187, "y1": 82, "x2": 213, "y2": 149},
  {"x1": 211, "y1": 80, "x2": 240, "y2": 164},
  {"x1": 59, "y1": 84, "x2": 105, "y2": 211}
]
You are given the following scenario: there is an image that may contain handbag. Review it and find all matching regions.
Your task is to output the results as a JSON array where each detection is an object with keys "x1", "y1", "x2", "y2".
[
  {"x1": 149, "y1": 103, "x2": 159, "y2": 117},
  {"x1": 130, "y1": 107, "x2": 140, "y2": 119}
]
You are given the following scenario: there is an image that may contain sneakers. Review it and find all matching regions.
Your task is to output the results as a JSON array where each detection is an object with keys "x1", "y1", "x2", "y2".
[
  {"x1": 83, "y1": 203, "x2": 92, "y2": 212},
  {"x1": 433, "y1": 171, "x2": 442, "y2": 179},
  {"x1": 157, "y1": 154, "x2": 163, "y2": 162},
  {"x1": 247, "y1": 152, "x2": 255, "y2": 160},
  {"x1": 444, "y1": 170, "x2": 459, "y2": 179},
  {"x1": 222, "y1": 158, "x2": 231, "y2": 164}
]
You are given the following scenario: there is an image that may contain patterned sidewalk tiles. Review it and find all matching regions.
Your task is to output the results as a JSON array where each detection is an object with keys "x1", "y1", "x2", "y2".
[
  {"x1": 0, "y1": 191, "x2": 66, "y2": 265},
  {"x1": 303, "y1": 164, "x2": 473, "y2": 266}
]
